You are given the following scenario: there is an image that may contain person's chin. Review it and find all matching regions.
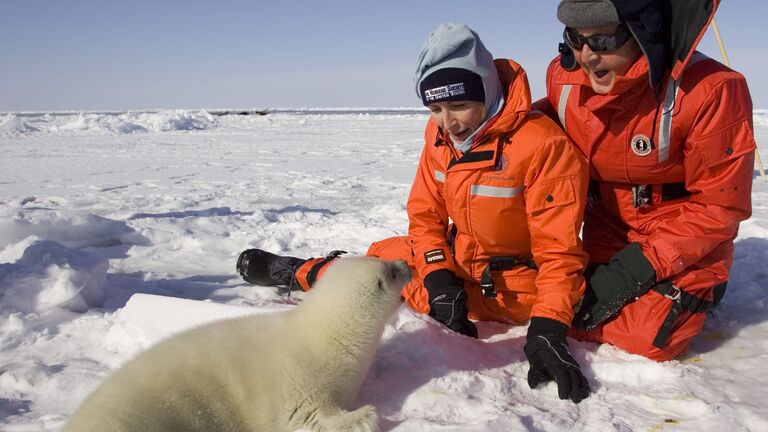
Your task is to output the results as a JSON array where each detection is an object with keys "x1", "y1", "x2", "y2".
[
  {"x1": 451, "y1": 130, "x2": 472, "y2": 142},
  {"x1": 589, "y1": 72, "x2": 615, "y2": 95}
]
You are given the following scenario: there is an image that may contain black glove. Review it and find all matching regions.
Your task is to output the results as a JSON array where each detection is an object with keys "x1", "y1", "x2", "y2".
[
  {"x1": 424, "y1": 269, "x2": 478, "y2": 338},
  {"x1": 574, "y1": 242, "x2": 656, "y2": 330},
  {"x1": 524, "y1": 317, "x2": 590, "y2": 403}
]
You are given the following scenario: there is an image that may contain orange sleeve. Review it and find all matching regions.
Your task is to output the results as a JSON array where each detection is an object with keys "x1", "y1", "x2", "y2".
[
  {"x1": 406, "y1": 126, "x2": 456, "y2": 281},
  {"x1": 641, "y1": 76, "x2": 756, "y2": 280},
  {"x1": 524, "y1": 133, "x2": 590, "y2": 326}
]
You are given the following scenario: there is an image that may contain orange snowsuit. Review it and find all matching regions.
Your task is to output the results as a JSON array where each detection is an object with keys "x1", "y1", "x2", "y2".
[
  {"x1": 535, "y1": 10, "x2": 756, "y2": 359},
  {"x1": 298, "y1": 59, "x2": 589, "y2": 327}
]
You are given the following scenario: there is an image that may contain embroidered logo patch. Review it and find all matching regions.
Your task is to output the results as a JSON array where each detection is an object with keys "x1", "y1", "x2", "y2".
[
  {"x1": 630, "y1": 134, "x2": 653, "y2": 157},
  {"x1": 424, "y1": 83, "x2": 466, "y2": 102},
  {"x1": 424, "y1": 249, "x2": 446, "y2": 264}
]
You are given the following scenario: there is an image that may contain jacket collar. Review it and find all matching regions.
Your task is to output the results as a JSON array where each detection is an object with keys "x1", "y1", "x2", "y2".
[{"x1": 554, "y1": 54, "x2": 654, "y2": 111}]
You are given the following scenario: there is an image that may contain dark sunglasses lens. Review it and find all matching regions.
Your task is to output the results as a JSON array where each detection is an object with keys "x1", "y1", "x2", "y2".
[
  {"x1": 590, "y1": 35, "x2": 616, "y2": 52},
  {"x1": 565, "y1": 29, "x2": 584, "y2": 50},
  {"x1": 565, "y1": 27, "x2": 629, "y2": 52}
]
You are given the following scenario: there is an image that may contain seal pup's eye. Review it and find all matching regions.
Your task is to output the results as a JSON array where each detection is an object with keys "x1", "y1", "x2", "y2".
[
  {"x1": 390, "y1": 267, "x2": 399, "y2": 281},
  {"x1": 377, "y1": 280, "x2": 386, "y2": 292}
]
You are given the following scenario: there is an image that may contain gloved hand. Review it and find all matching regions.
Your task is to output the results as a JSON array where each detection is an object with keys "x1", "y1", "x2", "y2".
[
  {"x1": 424, "y1": 269, "x2": 478, "y2": 338},
  {"x1": 524, "y1": 317, "x2": 590, "y2": 403},
  {"x1": 574, "y1": 242, "x2": 656, "y2": 330}
]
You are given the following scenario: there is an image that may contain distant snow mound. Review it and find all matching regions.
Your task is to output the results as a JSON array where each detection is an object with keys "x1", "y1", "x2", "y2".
[
  {"x1": 135, "y1": 109, "x2": 217, "y2": 132},
  {"x1": 755, "y1": 109, "x2": 768, "y2": 126},
  {"x1": 0, "y1": 209, "x2": 150, "y2": 254},
  {"x1": 0, "y1": 240, "x2": 109, "y2": 314},
  {"x1": 49, "y1": 109, "x2": 217, "y2": 134},
  {"x1": 0, "y1": 115, "x2": 40, "y2": 135}
]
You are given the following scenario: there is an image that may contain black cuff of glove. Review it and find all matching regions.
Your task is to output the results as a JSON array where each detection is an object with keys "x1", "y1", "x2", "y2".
[
  {"x1": 424, "y1": 269, "x2": 463, "y2": 298},
  {"x1": 590, "y1": 242, "x2": 656, "y2": 303},
  {"x1": 613, "y1": 242, "x2": 656, "y2": 285},
  {"x1": 527, "y1": 317, "x2": 568, "y2": 340}
]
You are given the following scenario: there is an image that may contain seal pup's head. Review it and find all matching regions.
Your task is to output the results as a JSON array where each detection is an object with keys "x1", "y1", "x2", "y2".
[{"x1": 301, "y1": 257, "x2": 410, "y2": 320}]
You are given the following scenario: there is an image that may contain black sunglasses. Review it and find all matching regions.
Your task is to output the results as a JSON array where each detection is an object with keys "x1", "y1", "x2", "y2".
[{"x1": 564, "y1": 25, "x2": 632, "y2": 53}]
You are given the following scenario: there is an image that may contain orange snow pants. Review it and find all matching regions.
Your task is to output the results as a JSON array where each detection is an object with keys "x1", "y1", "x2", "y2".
[
  {"x1": 294, "y1": 239, "x2": 715, "y2": 361},
  {"x1": 569, "y1": 268, "x2": 720, "y2": 361},
  {"x1": 294, "y1": 236, "x2": 534, "y2": 324}
]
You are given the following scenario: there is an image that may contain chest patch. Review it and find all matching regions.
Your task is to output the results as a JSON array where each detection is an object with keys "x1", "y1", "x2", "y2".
[
  {"x1": 630, "y1": 134, "x2": 653, "y2": 157},
  {"x1": 424, "y1": 249, "x2": 446, "y2": 264}
]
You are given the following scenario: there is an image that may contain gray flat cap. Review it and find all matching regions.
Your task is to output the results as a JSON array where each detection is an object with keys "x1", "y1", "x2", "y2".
[{"x1": 557, "y1": 0, "x2": 621, "y2": 28}]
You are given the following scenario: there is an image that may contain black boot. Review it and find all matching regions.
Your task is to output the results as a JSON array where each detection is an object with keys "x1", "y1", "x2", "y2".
[{"x1": 236, "y1": 249, "x2": 307, "y2": 288}]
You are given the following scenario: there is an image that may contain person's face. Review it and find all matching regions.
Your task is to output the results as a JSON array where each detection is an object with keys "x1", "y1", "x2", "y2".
[
  {"x1": 570, "y1": 25, "x2": 643, "y2": 94},
  {"x1": 427, "y1": 100, "x2": 486, "y2": 142}
]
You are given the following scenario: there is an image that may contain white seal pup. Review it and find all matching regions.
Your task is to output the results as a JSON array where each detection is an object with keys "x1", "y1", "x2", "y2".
[{"x1": 64, "y1": 256, "x2": 411, "y2": 432}]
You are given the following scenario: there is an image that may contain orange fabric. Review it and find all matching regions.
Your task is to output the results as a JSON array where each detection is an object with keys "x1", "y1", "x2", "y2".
[
  {"x1": 541, "y1": 29, "x2": 756, "y2": 357},
  {"x1": 367, "y1": 236, "x2": 535, "y2": 323},
  {"x1": 293, "y1": 257, "x2": 330, "y2": 292},
  {"x1": 570, "y1": 289, "x2": 707, "y2": 361},
  {"x1": 406, "y1": 59, "x2": 589, "y2": 326}
]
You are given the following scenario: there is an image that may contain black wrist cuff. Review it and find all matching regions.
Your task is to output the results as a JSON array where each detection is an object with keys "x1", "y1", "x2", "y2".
[
  {"x1": 423, "y1": 269, "x2": 460, "y2": 291},
  {"x1": 424, "y1": 269, "x2": 464, "y2": 302},
  {"x1": 615, "y1": 242, "x2": 656, "y2": 285},
  {"x1": 527, "y1": 317, "x2": 568, "y2": 339}
]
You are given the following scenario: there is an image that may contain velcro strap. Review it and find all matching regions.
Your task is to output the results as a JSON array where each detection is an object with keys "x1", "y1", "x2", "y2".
[
  {"x1": 488, "y1": 255, "x2": 537, "y2": 271},
  {"x1": 651, "y1": 282, "x2": 723, "y2": 349},
  {"x1": 294, "y1": 251, "x2": 347, "y2": 291},
  {"x1": 480, "y1": 256, "x2": 537, "y2": 298},
  {"x1": 660, "y1": 182, "x2": 690, "y2": 201},
  {"x1": 588, "y1": 181, "x2": 690, "y2": 204}
]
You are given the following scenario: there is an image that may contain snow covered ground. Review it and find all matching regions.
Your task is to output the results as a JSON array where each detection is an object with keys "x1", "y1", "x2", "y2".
[{"x1": 1, "y1": 109, "x2": 767, "y2": 431}]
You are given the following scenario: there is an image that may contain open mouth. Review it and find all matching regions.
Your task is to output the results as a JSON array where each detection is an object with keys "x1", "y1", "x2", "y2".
[
  {"x1": 593, "y1": 70, "x2": 609, "y2": 79},
  {"x1": 451, "y1": 129, "x2": 472, "y2": 141}
]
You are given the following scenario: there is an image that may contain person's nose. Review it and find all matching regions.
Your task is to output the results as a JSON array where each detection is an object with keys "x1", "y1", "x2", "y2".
[
  {"x1": 443, "y1": 110, "x2": 458, "y2": 130},
  {"x1": 579, "y1": 43, "x2": 599, "y2": 62}
]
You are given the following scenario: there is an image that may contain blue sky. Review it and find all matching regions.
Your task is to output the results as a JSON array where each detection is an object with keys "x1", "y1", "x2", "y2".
[{"x1": 2, "y1": 0, "x2": 766, "y2": 111}]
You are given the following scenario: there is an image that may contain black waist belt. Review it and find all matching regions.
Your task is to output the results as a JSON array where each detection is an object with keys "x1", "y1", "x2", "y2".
[
  {"x1": 651, "y1": 281, "x2": 727, "y2": 349},
  {"x1": 479, "y1": 256, "x2": 537, "y2": 298},
  {"x1": 588, "y1": 181, "x2": 691, "y2": 208}
]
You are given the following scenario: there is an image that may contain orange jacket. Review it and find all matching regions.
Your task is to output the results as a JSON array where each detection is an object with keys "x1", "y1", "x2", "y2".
[
  {"x1": 407, "y1": 59, "x2": 589, "y2": 325},
  {"x1": 536, "y1": 49, "x2": 755, "y2": 291}
]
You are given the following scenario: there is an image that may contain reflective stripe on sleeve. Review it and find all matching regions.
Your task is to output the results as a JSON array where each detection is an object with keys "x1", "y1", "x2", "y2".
[
  {"x1": 434, "y1": 170, "x2": 445, "y2": 183},
  {"x1": 658, "y1": 78, "x2": 678, "y2": 163},
  {"x1": 470, "y1": 184, "x2": 524, "y2": 198},
  {"x1": 658, "y1": 52, "x2": 709, "y2": 163},
  {"x1": 558, "y1": 84, "x2": 572, "y2": 132}
]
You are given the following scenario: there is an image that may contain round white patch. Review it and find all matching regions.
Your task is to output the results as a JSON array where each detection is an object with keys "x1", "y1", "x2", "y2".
[{"x1": 630, "y1": 134, "x2": 653, "y2": 157}]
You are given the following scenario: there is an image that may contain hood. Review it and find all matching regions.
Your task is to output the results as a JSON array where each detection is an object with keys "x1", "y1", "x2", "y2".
[
  {"x1": 559, "y1": 0, "x2": 718, "y2": 89},
  {"x1": 483, "y1": 59, "x2": 531, "y2": 136},
  {"x1": 414, "y1": 23, "x2": 503, "y2": 120},
  {"x1": 437, "y1": 58, "x2": 530, "y2": 148}
]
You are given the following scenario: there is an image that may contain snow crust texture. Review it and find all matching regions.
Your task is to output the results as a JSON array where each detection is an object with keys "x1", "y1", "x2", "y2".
[{"x1": 0, "y1": 110, "x2": 767, "y2": 431}]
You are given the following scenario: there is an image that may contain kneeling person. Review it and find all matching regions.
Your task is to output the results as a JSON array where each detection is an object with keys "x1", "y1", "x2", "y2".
[{"x1": 239, "y1": 23, "x2": 591, "y2": 403}]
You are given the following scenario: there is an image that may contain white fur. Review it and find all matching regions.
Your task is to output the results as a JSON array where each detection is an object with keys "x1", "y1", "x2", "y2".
[{"x1": 64, "y1": 257, "x2": 411, "y2": 432}]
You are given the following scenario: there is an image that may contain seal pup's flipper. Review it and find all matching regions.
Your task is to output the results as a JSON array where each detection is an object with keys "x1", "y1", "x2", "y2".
[{"x1": 317, "y1": 405, "x2": 380, "y2": 432}]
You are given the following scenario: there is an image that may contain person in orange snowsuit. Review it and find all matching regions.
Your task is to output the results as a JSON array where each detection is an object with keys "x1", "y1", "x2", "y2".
[
  {"x1": 533, "y1": 0, "x2": 756, "y2": 361},
  {"x1": 238, "y1": 23, "x2": 592, "y2": 402}
]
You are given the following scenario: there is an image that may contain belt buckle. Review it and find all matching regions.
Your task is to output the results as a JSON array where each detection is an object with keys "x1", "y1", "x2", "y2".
[
  {"x1": 664, "y1": 284, "x2": 681, "y2": 301},
  {"x1": 632, "y1": 184, "x2": 651, "y2": 208},
  {"x1": 480, "y1": 282, "x2": 497, "y2": 298}
]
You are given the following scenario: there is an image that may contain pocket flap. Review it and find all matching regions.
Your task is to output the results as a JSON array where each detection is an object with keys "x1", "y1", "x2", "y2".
[{"x1": 525, "y1": 177, "x2": 577, "y2": 214}]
